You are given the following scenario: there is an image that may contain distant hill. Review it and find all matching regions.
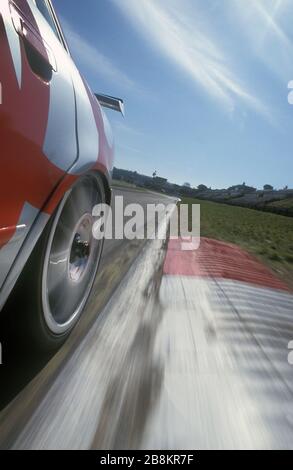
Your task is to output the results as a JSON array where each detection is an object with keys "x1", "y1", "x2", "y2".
[{"x1": 113, "y1": 167, "x2": 293, "y2": 217}]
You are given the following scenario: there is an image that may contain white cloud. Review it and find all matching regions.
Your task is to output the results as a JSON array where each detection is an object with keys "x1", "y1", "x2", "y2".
[
  {"x1": 242, "y1": 0, "x2": 290, "y2": 45},
  {"x1": 228, "y1": 0, "x2": 293, "y2": 79},
  {"x1": 61, "y1": 18, "x2": 135, "y2": 90},
  {"x1": 112, "y1": 0, "x2": 269, "y2": 117}
]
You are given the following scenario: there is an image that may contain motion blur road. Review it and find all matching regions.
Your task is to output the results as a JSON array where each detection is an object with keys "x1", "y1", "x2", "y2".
[{"x1": 0, "y1": 187, "x2": 293, "y2": 449}]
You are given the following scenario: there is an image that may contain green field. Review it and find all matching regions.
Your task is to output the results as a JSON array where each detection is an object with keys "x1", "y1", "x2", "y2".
[{"x1": 182, "y1": 197, "x2": 293, "y2": 288}]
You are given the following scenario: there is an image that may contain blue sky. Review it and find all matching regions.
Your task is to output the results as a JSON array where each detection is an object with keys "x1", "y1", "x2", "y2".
[{"x1": 54, "y1": 0, "x2": 293, "y2": 189}]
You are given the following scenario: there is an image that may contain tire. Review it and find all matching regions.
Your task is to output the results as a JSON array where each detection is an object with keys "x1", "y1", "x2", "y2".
[{"x1": 11, "y1": 173, "x2": 105, "y2": 351}]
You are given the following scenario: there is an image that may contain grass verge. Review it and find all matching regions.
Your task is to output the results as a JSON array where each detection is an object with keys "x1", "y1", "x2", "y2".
[{"x1": 182, "y1": 197, "x2": 293, "y2": 289}]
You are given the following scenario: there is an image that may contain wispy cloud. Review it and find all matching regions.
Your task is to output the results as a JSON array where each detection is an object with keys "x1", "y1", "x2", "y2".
[
  {"x1": 229, "y1": 0, "x2": 293, "y2": 79},
  {"x1": 240, "y1": 0, "x2": 290, "y2": 46},
  {"x1": 61, "y1": 18, "x2": 135, "y2": 90},
  {"x1": 112, "y1": 0, "x2": 269, "y2": 117}
]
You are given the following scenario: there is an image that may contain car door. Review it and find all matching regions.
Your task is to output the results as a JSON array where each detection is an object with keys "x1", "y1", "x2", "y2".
[{"x1": 0, "y1": 0, "x2": 77, "y2": 288}]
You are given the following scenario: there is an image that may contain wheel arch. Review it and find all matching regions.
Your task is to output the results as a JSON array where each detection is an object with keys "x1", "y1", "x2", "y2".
[{"x1": 0, "y1": 167, "x2": 111, "y2": 313}]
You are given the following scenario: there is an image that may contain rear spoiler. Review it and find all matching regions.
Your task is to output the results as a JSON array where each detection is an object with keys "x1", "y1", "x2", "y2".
[{"x1": 95, "y1": 93, "x2": 124, "y2": 116}]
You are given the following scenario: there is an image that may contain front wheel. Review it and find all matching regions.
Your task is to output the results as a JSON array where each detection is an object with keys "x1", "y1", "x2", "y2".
[{"x1": 13, "y1": 174, "x2": 105, "y2": 351}]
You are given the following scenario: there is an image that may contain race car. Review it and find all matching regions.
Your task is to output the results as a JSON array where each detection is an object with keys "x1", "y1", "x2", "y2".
[{"x1": 0, "y1": 0, "x2": 123, "y2": 349}]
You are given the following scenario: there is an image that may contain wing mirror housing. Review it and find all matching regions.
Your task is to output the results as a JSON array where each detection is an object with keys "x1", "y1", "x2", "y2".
[{"x1": 95, "y1": 93, "x2": 124, "y2": 116}]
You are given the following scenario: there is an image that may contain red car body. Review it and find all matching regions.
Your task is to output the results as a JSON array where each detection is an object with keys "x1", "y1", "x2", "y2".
[{"x1": 0, "y1": 0, "x2": 116, "y2": 313}]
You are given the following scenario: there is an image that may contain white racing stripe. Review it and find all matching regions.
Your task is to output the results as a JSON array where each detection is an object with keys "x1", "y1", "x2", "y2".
[
  {"x1": 27, "y1": 0, "x2": 77, "y2": 171},
  {"x1": 3, "y1": 2, "x2": 22, "y2": 88}
]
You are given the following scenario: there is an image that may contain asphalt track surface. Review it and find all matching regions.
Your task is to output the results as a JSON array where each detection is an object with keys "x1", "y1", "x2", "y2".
[{"x1": 0, "y1": 187, "x2": 293, "y2": 449}]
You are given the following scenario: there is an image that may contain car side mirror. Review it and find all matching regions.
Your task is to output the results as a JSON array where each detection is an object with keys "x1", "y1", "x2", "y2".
[{"x1": 95, "y1": 93, "x2": 124, "y2": 116}]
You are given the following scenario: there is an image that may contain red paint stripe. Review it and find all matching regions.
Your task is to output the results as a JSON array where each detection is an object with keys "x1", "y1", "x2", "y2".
[{"x1": 164, "y1": 237, "x2": 291, "y2": 292}]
